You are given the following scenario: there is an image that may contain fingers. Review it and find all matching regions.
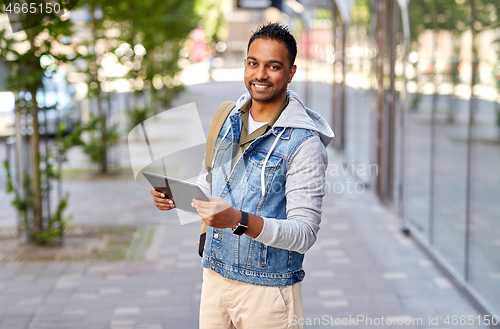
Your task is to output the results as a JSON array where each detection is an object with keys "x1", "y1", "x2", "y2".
[
  {"x1": 197, "y1": 210, "x2": 209, "y2": 219},
  {"x1": 192, "y1": 196, "x2": 216, "y2": 208},
  {"x1": 192, "y1": 202, "x2": 228, "y2": 220},
  {"x1": 151, "y1": 189, "x2": 166, "y2": 198},
  {"x1": 192, "y1": 198, "x2": 212, "y2": 211},
  {"x1": 151, "y1": 189, "x2": 175, "y2": 210},
  {"x1": 191, "y1": 199, "x2": 211, "y2": 218},
  {"x1": 154, "y1": 197, "x2": 175, "y2": 210}
]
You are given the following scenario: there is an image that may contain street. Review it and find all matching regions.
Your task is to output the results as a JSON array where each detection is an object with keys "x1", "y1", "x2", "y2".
[{"x1": 0, "y1": 80, "x2": 491, "y2": 328}]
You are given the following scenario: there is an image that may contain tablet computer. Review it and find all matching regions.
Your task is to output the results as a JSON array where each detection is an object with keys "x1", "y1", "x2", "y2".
[{"x1": 143, "y1": 171, "x2": 210, "y2": 214}]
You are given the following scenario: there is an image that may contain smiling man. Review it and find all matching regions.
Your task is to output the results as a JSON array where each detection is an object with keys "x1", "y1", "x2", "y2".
[{"x1": 152, "y1": 23, "x2": 334, "y2": 329}]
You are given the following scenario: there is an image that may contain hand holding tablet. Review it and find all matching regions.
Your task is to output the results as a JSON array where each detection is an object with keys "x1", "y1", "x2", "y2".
[
  {"x1": 143, "y1": 172, "x2": 210, "y2": 214},
  {"x1": 150, "y1": 189, "x2": 176, "y2": 211}
]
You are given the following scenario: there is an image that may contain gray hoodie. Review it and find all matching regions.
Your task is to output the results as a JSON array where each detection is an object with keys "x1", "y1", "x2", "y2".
[{"x1": 198, "y1": 89, "x2": 334, "y2": 254}]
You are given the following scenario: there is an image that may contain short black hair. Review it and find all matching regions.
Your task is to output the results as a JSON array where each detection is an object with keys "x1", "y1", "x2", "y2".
[{"x1": 247, "y1": 22, "x2": 297, "y2": 67}]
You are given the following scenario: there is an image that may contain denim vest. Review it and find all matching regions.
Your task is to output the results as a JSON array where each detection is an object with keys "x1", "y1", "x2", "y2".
[{"x1": 201, "y1": 107, "x2": 319, "y2": 287}]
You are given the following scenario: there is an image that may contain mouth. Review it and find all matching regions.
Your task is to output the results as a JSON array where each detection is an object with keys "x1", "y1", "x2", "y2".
[{"x1": 251, "y1": 83, "x2": 271, "y2": 90}]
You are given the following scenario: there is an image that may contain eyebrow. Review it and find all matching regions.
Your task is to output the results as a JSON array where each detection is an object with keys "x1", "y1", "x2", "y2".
[{"x1": 247, "y1": 56, "x2": 284, "y2": 67}]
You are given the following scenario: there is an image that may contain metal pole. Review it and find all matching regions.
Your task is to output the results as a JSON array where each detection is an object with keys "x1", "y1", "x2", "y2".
[
  {"x1": 333, "y1": 2, "x2": 341, "y2": 150},
  {"x1": 464, "y1": 0, "x2": 477, "y2": 283},
  {"x1": 43, "y1": 87, "x2": 51, "y2": 224},
  {"x1": 14, "y1": 94, "x2": 25, "y2": 238},
  {"x1": 107, "y1": 93, "x2": 113, "y2": 168},
  {"x1": 331, "y1": 0, "x2": 337, "y2": 144},
  {"x1": 387, "y1": 0, "x2": 399, "y2": 201},
  {"x1": 340, "y1": 21, "x2": 347, "y2": 151},
  {"x1": 376, "y1": 0, "x2": 387, "y2": 200},
  {"x1": 428, "y1": 0, "x2": 439, "y2": 245},
  {"x1": 304, "y1": 21, "x2": 310, "y2": 107},
  {"x1": 398, "y1": 2, "x2": 411, "y2": 233}
]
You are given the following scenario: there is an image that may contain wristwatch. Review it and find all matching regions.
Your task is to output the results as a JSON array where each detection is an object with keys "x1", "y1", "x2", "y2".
[{"x1": 232, "y1": 211, "x2": 249, "y2": 235}]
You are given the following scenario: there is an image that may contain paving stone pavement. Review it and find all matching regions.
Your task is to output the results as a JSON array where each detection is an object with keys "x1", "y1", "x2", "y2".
[
  {"x1": 0, "y1": 81, "x2": 492, "y2": 328},
  {"x1": 0, "y1": 147, "x2": 490, "y2": 329}
]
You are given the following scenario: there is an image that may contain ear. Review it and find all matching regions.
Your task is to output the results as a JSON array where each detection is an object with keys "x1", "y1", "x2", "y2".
[{"x1": 288, "y1": 65, "x2": 297, "y2": 84}]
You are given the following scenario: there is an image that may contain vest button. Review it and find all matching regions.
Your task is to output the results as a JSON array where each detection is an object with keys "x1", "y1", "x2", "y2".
[{"x1": 214, "y1": 233, "x2": 220, "y2": 239}]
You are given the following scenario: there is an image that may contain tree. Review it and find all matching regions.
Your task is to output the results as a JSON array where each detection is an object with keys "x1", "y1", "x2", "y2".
[
  {"x1": 194, "y1": 0, "x2": 227, "y2": 44},
  {"x1": 0, "y1": 0, "x2": 79, "y2": 244},
  {"x1": 406, "y1": 0, "x2": 500, "y2": 122},
  {"x1": 73, "y1": 0, "x2": 200, "y2": 172}
]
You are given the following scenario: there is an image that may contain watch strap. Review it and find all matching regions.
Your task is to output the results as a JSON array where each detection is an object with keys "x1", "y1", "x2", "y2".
[{"x1": 232, "y1": 211, "x2": 249, "y2": 235}]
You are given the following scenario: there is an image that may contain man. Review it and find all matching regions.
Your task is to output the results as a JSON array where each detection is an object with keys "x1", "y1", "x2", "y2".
[{"x1": 151, "y1": 23, "x2": 334, "y2": 329}]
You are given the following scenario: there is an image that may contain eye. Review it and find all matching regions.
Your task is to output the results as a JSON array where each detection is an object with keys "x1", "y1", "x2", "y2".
[{"x1": 249, "y1": 62, "x2": 257, "y2": 66}]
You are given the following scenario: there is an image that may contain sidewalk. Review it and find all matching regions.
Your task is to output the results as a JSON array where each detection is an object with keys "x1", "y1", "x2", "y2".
[
  {"x1": 0, "y1": 81, "x2": 489, "y2": 329},
  {"x1": 0, "y1": 146, "x2": 489, "y2": 329}
]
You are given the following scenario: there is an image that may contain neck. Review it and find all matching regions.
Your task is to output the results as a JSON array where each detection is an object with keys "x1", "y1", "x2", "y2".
[{"x1": 250, "y1": 93, "x2": 286, "y2": 122}]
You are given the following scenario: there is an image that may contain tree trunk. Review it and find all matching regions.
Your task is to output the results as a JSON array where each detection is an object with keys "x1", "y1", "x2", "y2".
[
  {"x1": 97, "y1": 94, "x2": 107, "y2": 174},
  {"x1": 30, "y1": 89, "x2": 43, "y2": 234},
  {"x1": 91, "y1": 0, "x2": 107, "y2": 174}
]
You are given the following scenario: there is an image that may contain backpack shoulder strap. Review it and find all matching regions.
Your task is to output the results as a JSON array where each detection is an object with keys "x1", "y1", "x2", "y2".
[
  {"x1": 199, "y1": 101, "x2": 236, "y2": 248},
  {"x1": 205, "y1": 101, "x2": 236, "y2": 171}
]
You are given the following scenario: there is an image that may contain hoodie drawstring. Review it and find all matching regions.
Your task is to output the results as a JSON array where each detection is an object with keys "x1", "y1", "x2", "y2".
[
  {"x1": 261, "y1": 129, "x2": 285, "y2": 197},
  {"x1": 213, "y1": 125, "x2": 232, "y2": 168}
]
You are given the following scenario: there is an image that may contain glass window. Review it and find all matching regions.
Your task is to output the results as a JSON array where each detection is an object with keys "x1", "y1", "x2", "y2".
[
  {"x1": 345, "y1": 0, "x2": 378, "y2": 185},
  {"x1": 469, "y1": 0, "x2": 500, "y2": 314}
]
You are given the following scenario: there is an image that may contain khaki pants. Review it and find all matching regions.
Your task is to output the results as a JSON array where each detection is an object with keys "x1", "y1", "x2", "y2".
[{"x1": 199, "y1": 268, "x2": 303, "y2": 329}]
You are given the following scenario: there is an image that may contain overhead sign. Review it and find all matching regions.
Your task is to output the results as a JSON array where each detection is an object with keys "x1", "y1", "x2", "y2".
[
  {"x1": 238, "y1": 0, "x2": 272, "y2": 9},
  {"x1": 298, "y1": 0, "x2": 332, "y2": 8},
  {"x1": 298, "y1": 0, "x2": 356, "y2": 23},
  {"x1": 238, "y1": 0, "x2": 282, "y2": 10}
]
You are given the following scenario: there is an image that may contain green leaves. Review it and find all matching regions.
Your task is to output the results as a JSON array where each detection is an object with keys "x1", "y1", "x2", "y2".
[
  {"x1": 126, "y1": 107, "x2": 150, "y2": 132},
  {"x1": 408, "y1": 0, "x2": 499, "y2": 43},
  {"x1": 3, "y1": 123, "x2": 76, "y2": 246},
  {"x1": 3, "y1": 160, "x2": 14, "y2": 193},
  {"x1": 33, "y1": 192, "x2": 71, "y2": 246},
  {"x1": 69, "y1": 113, "x2": 120, "y2": 166}
]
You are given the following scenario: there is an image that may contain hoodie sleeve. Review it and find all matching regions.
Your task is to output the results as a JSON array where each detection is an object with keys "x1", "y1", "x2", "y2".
[{"x1": 254, "y1": 133, "x2": 328, "y2": 254}]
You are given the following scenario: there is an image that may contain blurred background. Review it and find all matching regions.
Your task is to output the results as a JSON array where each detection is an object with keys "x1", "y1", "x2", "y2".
[{"x1": 0, "y1": 0, "x2": 499, "y2": 328}]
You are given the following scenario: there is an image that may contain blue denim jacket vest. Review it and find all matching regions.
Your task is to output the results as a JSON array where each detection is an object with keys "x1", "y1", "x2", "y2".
[{"x1": 201, "y1": 106, "x2": 319, "y2": 287}]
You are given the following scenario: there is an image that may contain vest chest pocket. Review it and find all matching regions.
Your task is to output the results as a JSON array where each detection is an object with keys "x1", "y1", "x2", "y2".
[
  {"x1": 216, "y1": 130, "x2": 233, "y2": 152},
  {"x1": 245, "y1": 150, "x2": 284, "y2": 193},
  {"x1": 212, "y1": 131, "x2": 234, "y2": 170}
]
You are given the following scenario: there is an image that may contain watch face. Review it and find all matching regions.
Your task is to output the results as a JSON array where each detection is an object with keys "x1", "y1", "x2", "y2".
[
  {"x1": 232, "y1": 211, "x2": 249, "y2": 235},
  {"x1": 233, "y1": 224, "x2": 247, "y2": 235}
]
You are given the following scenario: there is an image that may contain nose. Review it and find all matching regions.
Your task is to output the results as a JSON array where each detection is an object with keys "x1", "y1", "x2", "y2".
[{"x1": 255, "y1": 65, "x2": 268, "y2": 81}]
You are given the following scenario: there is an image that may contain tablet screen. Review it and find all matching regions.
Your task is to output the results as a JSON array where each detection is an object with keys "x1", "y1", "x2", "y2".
[{"x1": 143, "y1": 172, "x2": 209, "y2": 214}]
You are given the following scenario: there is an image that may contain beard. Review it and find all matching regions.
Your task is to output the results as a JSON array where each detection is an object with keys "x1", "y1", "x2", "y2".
[{"x1": 246, "y1": 80, "x2": 287, "y2": 104}]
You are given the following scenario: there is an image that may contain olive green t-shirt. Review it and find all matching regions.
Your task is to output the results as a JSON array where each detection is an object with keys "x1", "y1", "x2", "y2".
[{"x1": 231, "y1": 96, "x2": 289, "y2": 170}]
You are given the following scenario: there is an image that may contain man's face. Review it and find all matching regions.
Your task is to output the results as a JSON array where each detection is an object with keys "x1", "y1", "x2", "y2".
[{"x1": 244, "y1": 38, "x2": 296, "y2": 104}]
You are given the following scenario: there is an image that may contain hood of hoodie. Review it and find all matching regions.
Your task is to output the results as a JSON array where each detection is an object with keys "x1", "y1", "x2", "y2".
[{"x1": 235, "y1": 89, "x2": 334, "y2": 147}]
